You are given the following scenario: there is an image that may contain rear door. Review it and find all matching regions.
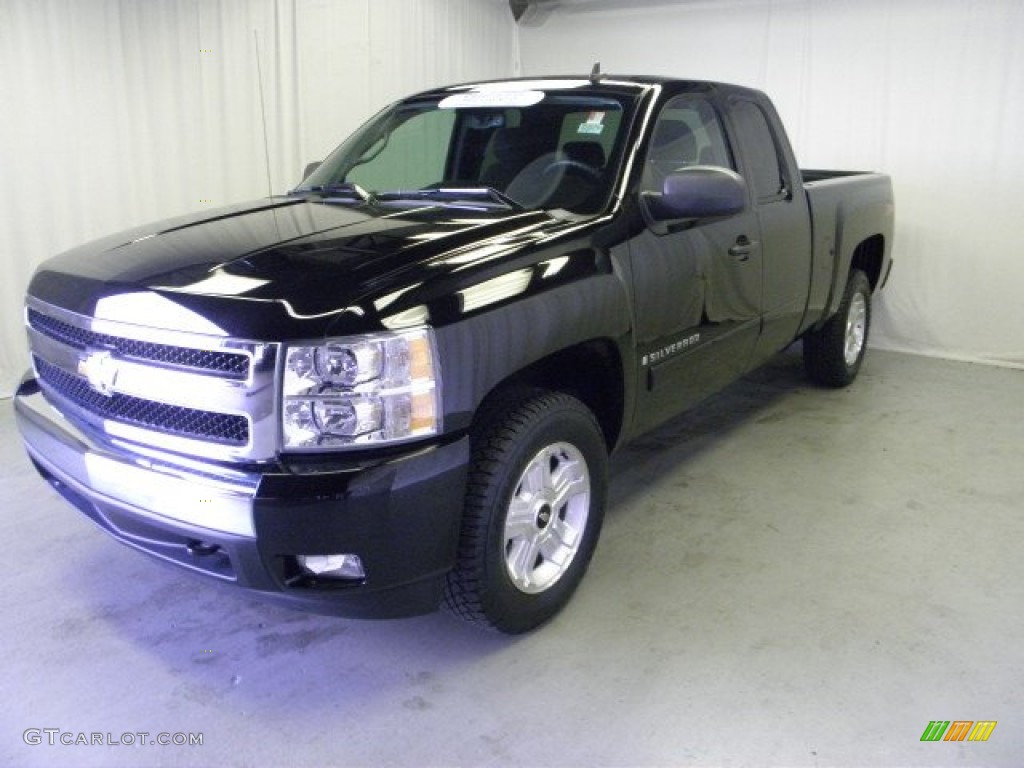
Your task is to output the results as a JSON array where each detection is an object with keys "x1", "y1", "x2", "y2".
[{"x1": 727, "y1": 96, "x2": 812, "y2": 362}]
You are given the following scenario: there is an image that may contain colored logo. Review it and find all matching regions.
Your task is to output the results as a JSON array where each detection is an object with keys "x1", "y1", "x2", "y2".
[{"x1": 920, "y1": 720, "x2": 996, "y2": 742}]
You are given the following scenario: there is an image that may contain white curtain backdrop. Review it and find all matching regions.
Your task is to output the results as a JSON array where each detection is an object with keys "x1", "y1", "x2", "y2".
[
  {"x1": 3, "y1": 0, "x2": 1021, "y2": 400},
  {"x1": 519, "y1": 0, "x2": 1024, "y2": 370},
  {"x1": 0, "y1": 0, "x2": 516, "y2": 397}
]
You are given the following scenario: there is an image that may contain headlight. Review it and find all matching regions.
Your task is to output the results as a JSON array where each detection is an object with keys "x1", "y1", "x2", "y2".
[{"x1": 282, "y1": 328, "x2": 440, "y2": 450}]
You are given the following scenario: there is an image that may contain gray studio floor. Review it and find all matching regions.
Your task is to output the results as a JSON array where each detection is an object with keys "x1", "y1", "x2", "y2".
[{"x1": 1, "y1": 348, "x2": 1021, "y2": 767}]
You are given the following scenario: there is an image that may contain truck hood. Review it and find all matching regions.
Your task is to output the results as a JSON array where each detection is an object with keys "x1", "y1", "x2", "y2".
[{"x1": 28, "y1": 197, "x2": 587, "y2": 339}]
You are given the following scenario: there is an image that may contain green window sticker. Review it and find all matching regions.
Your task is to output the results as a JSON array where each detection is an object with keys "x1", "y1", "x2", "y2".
[{"x1": 578, "y1": 111, "x2": 606, "y2": 135}]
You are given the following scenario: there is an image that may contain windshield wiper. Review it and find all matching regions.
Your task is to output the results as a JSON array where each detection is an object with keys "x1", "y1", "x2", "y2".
[
  {"x1": 292, "y1": 182, "x2": 375, "y2": 204},
  {"x1": 374, "y1": 187, "x2": 524, "y2": 211}
]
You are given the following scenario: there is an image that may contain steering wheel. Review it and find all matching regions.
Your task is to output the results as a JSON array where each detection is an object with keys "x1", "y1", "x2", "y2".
[
  {"x1": 542, "y1": 159, "x2": 602, "y2": 180},
  {"x1": 507, "y1": 154, "x2": 603, "y2": 209}
]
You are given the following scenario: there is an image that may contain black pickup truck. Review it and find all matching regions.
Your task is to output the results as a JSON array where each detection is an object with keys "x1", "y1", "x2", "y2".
[{"x1": 15, "y1": 75, "x2": 893, "y2": 633}]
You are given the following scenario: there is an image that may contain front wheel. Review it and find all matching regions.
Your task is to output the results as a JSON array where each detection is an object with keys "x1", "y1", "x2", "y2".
[
  {"x1": 803, "y1": 269, "x2": 872, "y2": 387},
  {"x1": 444, "y1": 389, "x2": 608, "y2": 633}
]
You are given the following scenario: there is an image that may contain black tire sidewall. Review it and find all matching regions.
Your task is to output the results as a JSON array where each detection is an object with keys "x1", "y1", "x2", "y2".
[
  {"x1": 475, "y1": 394, "x2": 608, "y2": 633},
  {"x1": 804, "y1": 268, "x2": 872, "y2": 387}
]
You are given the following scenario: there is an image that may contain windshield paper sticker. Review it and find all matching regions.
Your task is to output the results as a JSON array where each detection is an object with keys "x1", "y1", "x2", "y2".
[
  {"x1": 578, "y1": 111, "x2": 606, "y2": 135},
  {"x1": 439, "y1": 91, "x2": 545, "y2": 109}
]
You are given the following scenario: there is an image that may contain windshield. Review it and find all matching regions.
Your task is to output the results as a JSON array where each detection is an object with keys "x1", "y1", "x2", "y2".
[{"x1": 296, "y1": 84, "x2": 639, "y2": 215}]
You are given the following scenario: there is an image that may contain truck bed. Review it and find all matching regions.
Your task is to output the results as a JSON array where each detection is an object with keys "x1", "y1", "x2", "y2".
[{"x1": 801, "y1": 169, "x2": 894, "y2": 326}]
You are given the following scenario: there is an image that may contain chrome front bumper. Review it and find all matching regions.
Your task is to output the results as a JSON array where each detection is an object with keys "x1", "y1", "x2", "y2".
[
  {"x1": 15, "y1": 373, "x2": 471, "y2": 618},
  {"x1": 16, "y1": 382, "x2": 260, "y2": 539}
]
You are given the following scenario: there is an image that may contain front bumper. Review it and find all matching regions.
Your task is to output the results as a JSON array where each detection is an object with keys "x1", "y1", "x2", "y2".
[{"x1": 14, "y1": 377, "x2": 469, "y2": 619}]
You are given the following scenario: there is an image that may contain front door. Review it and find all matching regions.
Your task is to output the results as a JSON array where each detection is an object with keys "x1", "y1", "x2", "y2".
[{"x1": 628, "y1": 94, "x2": 762, "y2": 435}]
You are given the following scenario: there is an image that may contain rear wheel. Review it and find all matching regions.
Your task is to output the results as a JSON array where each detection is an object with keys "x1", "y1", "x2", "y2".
[
  {"x1": 803, "y1": 269, "x2": 872, "y2": 387},
  {"x1": 444, "y1": 389, "x2": 607, "y2": 633}
]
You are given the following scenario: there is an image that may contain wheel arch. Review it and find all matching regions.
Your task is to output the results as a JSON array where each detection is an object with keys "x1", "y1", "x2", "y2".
[
  {"x1": 474, "y1": 338, "x2": 626, "y2": 453},
  {"x1": 823, "y1": 232, "x2": 887, "y2": 323},
  {"x1": 850, "y1": 234, "x2": 886, "y2": 291}
]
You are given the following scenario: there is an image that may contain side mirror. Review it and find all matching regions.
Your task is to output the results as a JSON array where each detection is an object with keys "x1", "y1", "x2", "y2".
[
  {"x1": 646, "y1": 166, "x2": 747, "y2": 221},
  {"x1": 301, "y1": 161, "x2": 322, "y2": 181}
]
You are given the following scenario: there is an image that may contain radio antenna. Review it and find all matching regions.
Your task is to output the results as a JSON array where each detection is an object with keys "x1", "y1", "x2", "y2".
[
  {"x1": 590, "y1": 61, "x2": 602, "y2": 84},
  {"x1": 253, "y1": 30, "x2": 274, "y2": 198}
]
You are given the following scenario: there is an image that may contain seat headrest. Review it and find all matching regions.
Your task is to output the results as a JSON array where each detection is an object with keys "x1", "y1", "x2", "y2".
[
  {"x1": 651, "y1": 120, "x2": 697, "y2": 161},
  {"x1": 562, "y1": 141, "x2": 607, "y2": 169},
  {"x1": 491, "y1": 128, "x2": 545, "y2": 165}
]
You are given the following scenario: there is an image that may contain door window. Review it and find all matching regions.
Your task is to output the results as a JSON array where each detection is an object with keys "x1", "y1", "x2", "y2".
[
  {"x1": 641, "y1": 97, "x2": 733, "y2": 194},
  {"x1": 730, "y1": 100, "x2": 787, "y2": 201}
]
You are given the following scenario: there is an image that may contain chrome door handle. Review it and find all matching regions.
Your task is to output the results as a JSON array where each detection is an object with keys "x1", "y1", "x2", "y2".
[{"x1": 729, "y1": 236, "x2": 758, "y2": 260}]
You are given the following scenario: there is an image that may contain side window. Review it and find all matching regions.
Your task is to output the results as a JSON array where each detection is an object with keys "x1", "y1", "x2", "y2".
[
  {"x1": 642, "y1": 96, "x2": 733, "y2": 194},
  {"x1": 730, "y1": 100, "x2": 786, "y2": 200}
]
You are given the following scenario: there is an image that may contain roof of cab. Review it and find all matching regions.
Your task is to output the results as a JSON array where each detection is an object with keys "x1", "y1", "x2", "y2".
[{"x1": 410, "y1": 75, "x2": 763, "y2": 101}]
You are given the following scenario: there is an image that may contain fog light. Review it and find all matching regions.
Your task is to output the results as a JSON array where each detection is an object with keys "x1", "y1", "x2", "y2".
[{"x1": 297, "y1": 553, "x2": 365, "y2": 580}]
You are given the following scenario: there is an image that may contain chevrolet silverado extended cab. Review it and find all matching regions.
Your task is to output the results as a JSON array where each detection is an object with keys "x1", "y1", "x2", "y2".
[{"x1": 15, "y1": 75, "x2": 893, "y2": 633}]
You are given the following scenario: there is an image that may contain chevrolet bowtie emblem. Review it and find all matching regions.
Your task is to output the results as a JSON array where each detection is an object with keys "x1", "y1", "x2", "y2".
[{"x1": 77, "y1": 349, "x2": 119, "y2": 397}]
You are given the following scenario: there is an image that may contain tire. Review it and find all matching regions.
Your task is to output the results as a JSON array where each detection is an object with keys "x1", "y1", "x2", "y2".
[
  {"x1": 443, "y1": 389, "x2": 608, "y2": 633},
  {"x1": 803, "y1": 268, "x2": 872, "y2": 388}
]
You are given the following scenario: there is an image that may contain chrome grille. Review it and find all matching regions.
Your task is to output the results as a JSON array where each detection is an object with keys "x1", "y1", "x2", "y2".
[
  {"x1": 28, "y1": 307, "x2": 250, "y2": 378},
  {"x1": 25, "y1": 297, "x2": 279, "y2": 462},
  {"x1": 34, "y1": 356, "x2": 249, "y2": 445}
]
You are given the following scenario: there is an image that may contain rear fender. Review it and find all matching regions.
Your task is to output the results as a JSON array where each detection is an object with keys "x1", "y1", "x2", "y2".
[{"x1": 821, "y1": 181, "x2": 894, "y2": 322}]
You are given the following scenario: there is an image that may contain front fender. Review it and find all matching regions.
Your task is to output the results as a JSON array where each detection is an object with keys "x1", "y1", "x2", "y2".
[{"x1": 434, "y1": 269, "x2": 633, "y2": 436}]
